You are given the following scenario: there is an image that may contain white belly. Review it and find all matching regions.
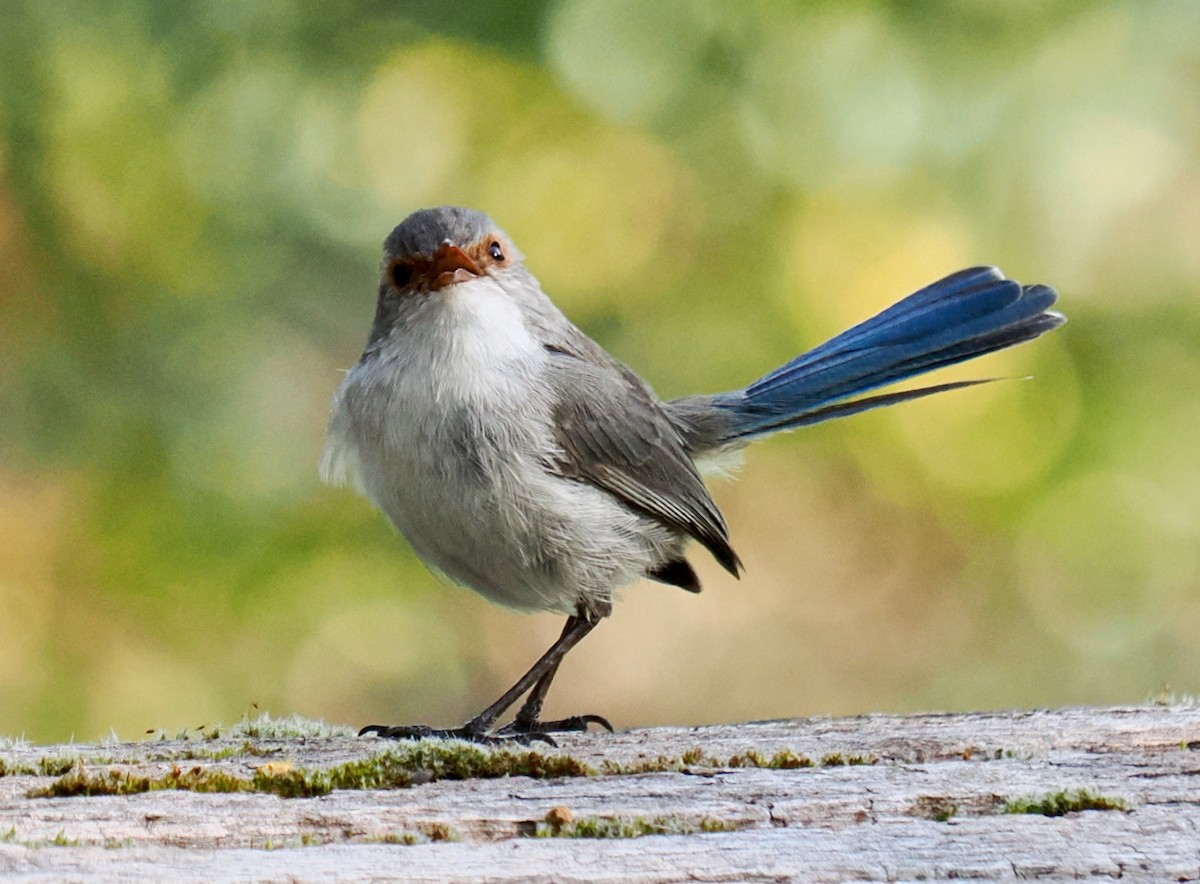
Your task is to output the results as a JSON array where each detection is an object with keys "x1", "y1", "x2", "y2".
[{"x1": 321, "y1": 284, "x2": 676, "y2": 615}]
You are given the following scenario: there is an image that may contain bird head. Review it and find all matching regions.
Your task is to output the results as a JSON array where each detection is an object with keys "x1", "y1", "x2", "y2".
[{"x1": 379, "y1": 206, "x2": 524, "y2": 296}]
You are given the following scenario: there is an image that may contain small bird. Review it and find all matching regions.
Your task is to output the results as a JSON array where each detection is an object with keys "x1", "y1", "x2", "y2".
[{"x1": 321, "y1": 206, "x2": 1064, "y2": 744}]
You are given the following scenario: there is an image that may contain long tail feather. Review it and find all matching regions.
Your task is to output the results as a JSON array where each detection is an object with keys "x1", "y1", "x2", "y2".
[{"x1": 703, "y1": 267, "x2": 1064, "y2": 444}]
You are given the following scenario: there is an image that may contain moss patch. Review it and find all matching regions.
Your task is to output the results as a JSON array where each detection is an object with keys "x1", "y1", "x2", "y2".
[
  {"x1": 0, "y1": 755, "x2": 87, "y2": 778},
  {"x1": 30, "y1": 742, "x2": 596, "y2": 800},
  {"x1": 728, "y1": 749, "x2": 816, "y2": 769},
  {"x1": 25, "y1": 738, "x2": 872, "y2": 800},
  {"x1": 599, "y1": 746, "x2": 873, "y2": 776},
  {"x1": 1001, "y1": 789, "x2": 1129, "y2": 816},
  {"x1": 535, "y1": 814, "x2": 738, "y2": 839},
  {"x1": 818, "y1": 752, "x2": 875, "y2": 767}
]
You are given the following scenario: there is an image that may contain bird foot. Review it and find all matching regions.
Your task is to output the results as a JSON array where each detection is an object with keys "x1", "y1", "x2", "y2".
[
  {"x1": 359, "y1": 713, "x2": 613, "y2": 747},
  {"x1": 357, "y1": 722, "x2": 557, "y2": 747},
  {"x1": 496, "y1": 714, "x2": 614, "y2": 738}
]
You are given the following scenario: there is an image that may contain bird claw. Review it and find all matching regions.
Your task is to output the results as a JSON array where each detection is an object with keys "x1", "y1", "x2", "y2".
[
  {"x1": 497, "y1": 713, "x2": 614, "y2": 738},
  {"x1": 357, "y1": 723, "x2": 558, "y2": 747},
  {"x1": 358, "y1": 712, "x2": 612, "y2": 746}
]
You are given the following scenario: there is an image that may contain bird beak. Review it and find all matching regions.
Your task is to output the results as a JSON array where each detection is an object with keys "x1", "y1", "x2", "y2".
[{"x1": 428, "y1": 241, "x2": 482, "y2": 290}]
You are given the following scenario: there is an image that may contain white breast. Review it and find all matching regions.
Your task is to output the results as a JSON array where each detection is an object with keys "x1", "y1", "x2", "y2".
[
  {"x1": 321, "y1": 278, "x2": 680, "y2": 615},
  {"x1": 321, "y1": 280, "x2": 542, "y2": 491}
]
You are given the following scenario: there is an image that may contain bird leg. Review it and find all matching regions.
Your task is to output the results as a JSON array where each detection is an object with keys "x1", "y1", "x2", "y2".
[
  {"x1": 496, "y1": 615, "x2": 614, "y2": 737},
  {"x1": 359, "y1": 605, "x2": 610, "y2": 746}
]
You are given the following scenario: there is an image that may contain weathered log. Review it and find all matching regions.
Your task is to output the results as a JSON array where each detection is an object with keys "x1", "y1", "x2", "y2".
[{"x1": 1, "y1": 704, "x2": 1198, "y2": 881}]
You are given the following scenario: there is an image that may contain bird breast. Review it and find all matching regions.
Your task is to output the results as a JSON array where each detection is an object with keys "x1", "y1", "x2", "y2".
[{"x1": 321, "y1": 278, "x2": 679, "y2": 614}]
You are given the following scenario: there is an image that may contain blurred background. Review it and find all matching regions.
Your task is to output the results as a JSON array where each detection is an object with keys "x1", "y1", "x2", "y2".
[{"x1": 2, "y1": 0, "x2": 1198, "y2": 744}]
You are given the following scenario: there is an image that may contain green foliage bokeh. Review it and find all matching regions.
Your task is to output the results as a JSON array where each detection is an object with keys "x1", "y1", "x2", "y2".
[{"x1": 1, "y1": 0, "x2": 1198, "y2": 742}]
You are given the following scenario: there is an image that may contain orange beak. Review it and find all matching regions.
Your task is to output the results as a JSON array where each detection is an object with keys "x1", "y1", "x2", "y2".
[{"x1": 428, "y1": 241, "x2": 482, "y2": 290}]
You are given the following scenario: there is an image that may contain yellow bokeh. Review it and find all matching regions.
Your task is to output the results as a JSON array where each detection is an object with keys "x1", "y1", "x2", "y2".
[{"x1": 1, "y1": 1, "x2": 1197, "y2": 742}]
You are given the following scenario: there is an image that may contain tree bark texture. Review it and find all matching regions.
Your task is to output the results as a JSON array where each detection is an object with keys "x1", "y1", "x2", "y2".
[{"x1": 1, "y1": 704, "x2": 1198, "y2": 882}]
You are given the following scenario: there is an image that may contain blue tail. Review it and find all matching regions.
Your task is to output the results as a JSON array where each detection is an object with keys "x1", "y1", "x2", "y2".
[{"x1": 709, "y1": 266, "x2": 1064, "y2": 443}]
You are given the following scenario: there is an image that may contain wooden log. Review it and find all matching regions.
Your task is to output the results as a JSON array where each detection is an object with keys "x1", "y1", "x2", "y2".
[{"x1": 1, "y1": 704, "x2": 1198, "y2": 881}]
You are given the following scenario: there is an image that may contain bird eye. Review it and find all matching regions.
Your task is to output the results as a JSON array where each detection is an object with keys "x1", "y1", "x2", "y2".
[
  {"x1": 389, "y1": 260, "x2": 414, "y2": 289},
  {"x1": 488, "y1": 241, "x2": 504, "y2": 261}
]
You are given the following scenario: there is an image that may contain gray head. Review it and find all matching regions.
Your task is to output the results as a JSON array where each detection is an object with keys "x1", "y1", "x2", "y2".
[
  {"x1": 380, "y1": 206, "x2": 525, "y2": 295},
  {"x1": 365, "y1": 207, "x2": 541, "y2": 349}
]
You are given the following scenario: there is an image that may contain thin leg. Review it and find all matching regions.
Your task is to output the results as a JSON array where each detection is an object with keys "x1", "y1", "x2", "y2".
[
  {"x1": 499, "y1": 617, "x2": 613, "y2": 736},
  {"x1": 507, "y1": 633, "x2": 568, "y2": 730},
  {"x1": 359, "y1": 609, "x2": 605, "y2": 745}
]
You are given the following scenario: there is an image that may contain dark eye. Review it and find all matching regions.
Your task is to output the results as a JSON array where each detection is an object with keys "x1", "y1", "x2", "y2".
[
  {"x1": 389, "y1": 260, "x2": 414, "y2": 289},
  {"x1": 488, "y1": 241, "x2": 504, "y2": 261}
]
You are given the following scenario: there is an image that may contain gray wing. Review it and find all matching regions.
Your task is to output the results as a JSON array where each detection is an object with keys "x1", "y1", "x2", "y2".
[{"x1": 541, "y1": 341, "x2": 741, "y2": 577}]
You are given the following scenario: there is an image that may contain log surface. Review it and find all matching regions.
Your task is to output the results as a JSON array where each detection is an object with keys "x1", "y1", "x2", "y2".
[{"x1": 2, "y1": 704, "x2": 1198, "y2": 882}]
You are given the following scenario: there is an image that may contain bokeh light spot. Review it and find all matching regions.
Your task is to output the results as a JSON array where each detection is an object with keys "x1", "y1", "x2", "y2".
[
  {"x1": 892, "y1": 336, "x2": 1080, "y2": 495},
  {"x1": 545, "y1": 0, "x2": 708, "y2": 125},
  {"x1": 1018, "y1": 473, "x2": 1200, "y2": 656},
  {"x1": 356, "y1": 46, "x2": 475, "y2": 211},
  {"x1": 739, "y1": 9, "x2": 927, "y2": 189},
  {"x1": 480, "y1": 127, "x2": 687, "y2": 302}
]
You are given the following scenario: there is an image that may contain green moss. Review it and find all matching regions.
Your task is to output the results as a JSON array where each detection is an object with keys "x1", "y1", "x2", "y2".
[
  {"x1": 50, "y1": 830, "x2": 80, "y2": 847},
  {"x1": 311, "y1": 742, "x2": 594, "y2": 795},
  {"x1": 0, "y1": 823, "x2": 130, "y2": 849},
  {"x1": 726, "y1": 748, "x2": 876, "y2": 769},
  {"x1": 679, "y1": 747, "x2": 708, "y2": 765},
  {"x1": 729, "y1": 748, "x2": 816, "y2": 769},
  {"x1": 1001, "y1": 789, "x2": 1129, "y2": 816},
  {"x1": 260, "y1": 833, "x2": 335, "y2": 849},
  {"x1": 724, "y1": 748, "x2": 874, "y2": 769},
  {"x1": 597, "y1": 745, "x2": 877, "y2": 775},
  {"x1": 38, "y1": 757, "x2": 79, "y2": 777},
  {"x1": 359, "y1": 825, "x2": 458, "y2": 845},
  {"x1": 25, "y1": 736, "x2": 874, "y2": 802},
  {"x1": 30, "y1": 762, "x2": 260, "y2": 798},
  {"x1": 536, "y1": 814, "x2": 738, "y2": 839},
  {"x1": 599, "y1": 754, "x2": 692, "y2": 775},
  {"x1": 362, "y1": 831, "x2": 422, "y2": 845},
  {"x1": 605, "y1": 747, "x2": 825, "y2": 773},
  {"x1": 0, "y1": 755, "x2": 86, "y2": 778},
  {"x1": 30, "y1": 742, "x2": 597, "y2": 800},
  {"x1": 817, "y1": 752, "x2": 875, "y2": 767}
]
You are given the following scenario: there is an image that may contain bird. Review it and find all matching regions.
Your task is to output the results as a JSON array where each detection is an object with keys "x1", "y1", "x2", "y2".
[{"x1": 320, "y1": 205, "x2": 1064, "y2": 744}]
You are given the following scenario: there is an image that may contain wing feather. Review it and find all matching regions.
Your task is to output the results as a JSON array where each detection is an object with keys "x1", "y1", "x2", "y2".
[{"x1": 543, "y1": 344, "x2": 741, "y2": 577}]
